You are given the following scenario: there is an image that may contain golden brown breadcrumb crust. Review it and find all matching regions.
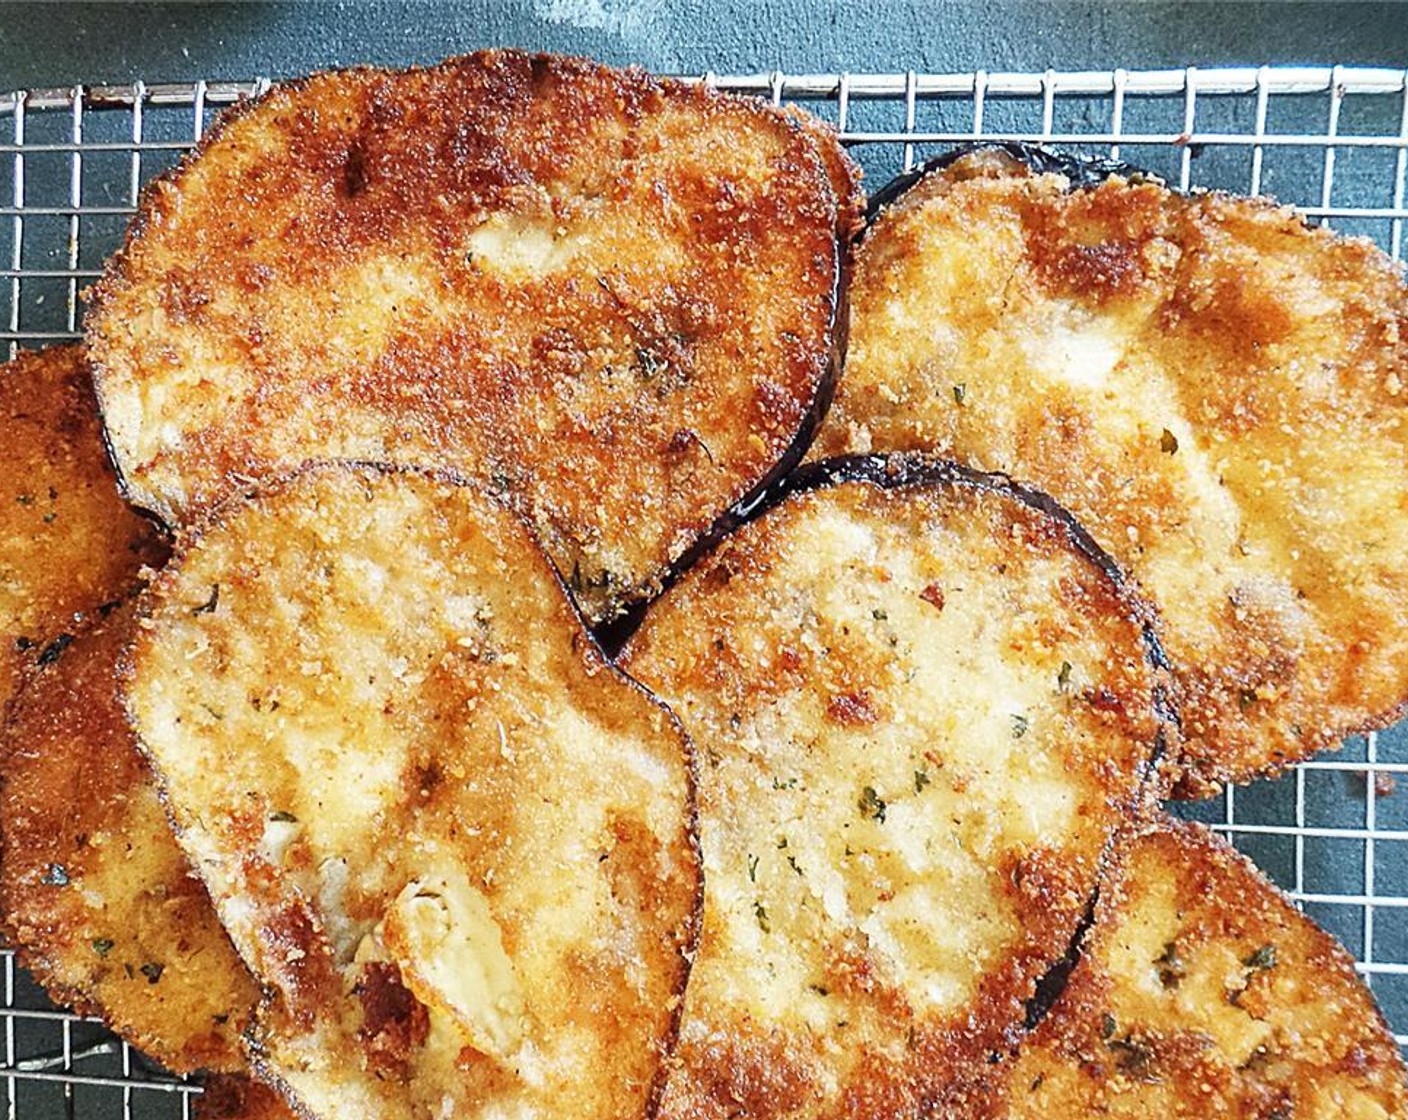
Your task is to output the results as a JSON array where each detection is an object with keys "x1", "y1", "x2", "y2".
[
  {"x1": 997, "y1": 817, "x2": 1408, "y2": 1118},
  {"x1": 0, "y1": 345, "x2": 167, "y2": 710},
  {"x1": 815, "y1": 147, "x2": 1408, "y2": 795},
  {"x1": 622, "y1": 465, "x2": 1168, "y2": 1119},
  {"x1": 195, "y1": 1076, "x2": 301, "y2": 1120},
  {"x1": 0, "y1": 602, "x2": 258, "y2": 1074},
  {"x1": 88, "y1": 50, "x2": 862, "y2": 624},
  {"x1": 124, "y1": 461, "x2": 701, "y2": 1120}
]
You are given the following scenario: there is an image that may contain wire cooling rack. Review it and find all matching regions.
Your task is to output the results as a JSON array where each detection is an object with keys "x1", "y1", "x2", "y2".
[{"x1": 1, "y1": 63, "x2": 1407, "y2": 1118}]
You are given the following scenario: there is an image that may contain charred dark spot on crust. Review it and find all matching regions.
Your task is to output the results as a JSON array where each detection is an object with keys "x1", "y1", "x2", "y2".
[
  {"x1": 36, "y1": 632, "x2": 74, "y2": 667},
  {"x1": 191, "y1": 583, "x2": 220, "y2": 615},
  {"x1": 408, "y1": 759, "x2": 444, "y2": 802},
  {"x1": 343, "y1": 139, "x2": 369, "y2": 198},
  {"x1": 355, "y1": 960, "x2": 430, "y2": 1080}
]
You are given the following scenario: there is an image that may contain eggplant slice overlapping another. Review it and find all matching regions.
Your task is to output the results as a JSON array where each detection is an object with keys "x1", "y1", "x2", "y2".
[
  {"x1": 87, "y1": 49, "x2": 862, "y2": 626},
  {"x1": 0, "y1": 345, "x2": 291, "y2": 1113},
  {"x1": 620, "y1": 455, "x2": 1172, "y2": 1120},
  {"x1": 0, "y1": 601, "x2": 271, "y2": 1078},
  {"x1": 123, "y1": 462, "x2": 701, "y2": 1120},
  {"x1": 996, "y1": 817, "x2": 1408, "y2": 1119},
  {"x1": 814, "y1": 143, "x2": 1408, "y2": 795},
  {"x1": 0, "y1": 345, "x2": 167, "y2": 710}
]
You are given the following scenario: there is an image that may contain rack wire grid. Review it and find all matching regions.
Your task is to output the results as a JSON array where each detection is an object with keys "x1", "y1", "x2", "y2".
[{"x1": 1, "y1": 62, "x2": 1407, "y2": 1118}]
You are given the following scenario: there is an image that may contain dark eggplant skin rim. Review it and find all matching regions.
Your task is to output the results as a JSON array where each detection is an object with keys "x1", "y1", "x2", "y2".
[
  {"x1": 114, "y1": 457, "x2": 705, "y2": 1120},
  {"x1": 861, "y1": 140, "x2": 1159, "y2": 227},
  {"x1": 84, "y1": 49, "x2": 859, "y2": 632},
  {"x1": 617, "y1": 449, "x2": 1181, "y2": 1050}
]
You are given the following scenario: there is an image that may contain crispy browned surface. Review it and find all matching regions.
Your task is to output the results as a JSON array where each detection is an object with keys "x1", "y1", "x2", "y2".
[
  {"x1": 620, "y1": 470, "x2": 1166, "y2": 1119},
  {"x1": 815, "y1": 147, "x2": 1408, "y2": 794},
  {"x1": 0, "y1": 602, "x2": 258, "y2": 1074},
  {"x1": 0, "y1": 345, "x2": 167, "y2": 710},
  {"x1": 125, "y1": 462, "x2": 700, "y2": 1119},
  {"x1": 998, "y1": 818, "x2": 1408, "y2": 1118},
  {"x1": 88, "y1": 50, "x2": 861, "y2": 623},
  {"x1": 196, "y1": 1077, "x2": 300, "y2": 1120}
]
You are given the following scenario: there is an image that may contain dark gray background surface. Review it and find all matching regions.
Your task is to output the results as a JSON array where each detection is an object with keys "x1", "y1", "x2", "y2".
[{"x1": 1, "y1": 2, "x2": 1407, "y2": 89}]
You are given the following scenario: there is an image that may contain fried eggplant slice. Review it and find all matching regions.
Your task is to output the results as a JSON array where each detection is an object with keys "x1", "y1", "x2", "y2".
[
  {"x1": 124, "y1": 462, "x2": 700, "y2": 1120},
  {"x1": 815, "y1": 144, "x2": 1408, "y2": 794},
  {"x1": 196, "y1": 1076, "x2": 301, "y2": 1120},
  {"x1": 998, "y1": 818, "x2": 1408, "y2": 1118},
  {"x1": 619, "y1": 456, "x2": 1168, "y2": 1119},
  {"x1": 88, "y1": 49, "x2": 861, "y2": 624},
  {"x1": 0, "y1": 345, "x2": 166, "y2": 709},
  {"x1": 0, "y1": 602, "x2": 258, "y2": 1074}
]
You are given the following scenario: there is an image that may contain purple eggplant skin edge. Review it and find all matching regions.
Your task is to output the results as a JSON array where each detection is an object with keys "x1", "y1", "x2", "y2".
[{"x1": 860, "y1": 140, "x2": 1161, "y2": 228}]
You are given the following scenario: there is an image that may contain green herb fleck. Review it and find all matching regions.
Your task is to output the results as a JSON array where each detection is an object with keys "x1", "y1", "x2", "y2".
[
  {"x1": 1011, "y1": 714, "x2": 1030, "y2": 739},
  {"x1": 1107, "y1": 1035, "x2": 1153, "y2": 1075},
  {"x1": 139, "y1": 962, "x2": 164, "y2": 985},
  {"x1": 1244, "y1": 944, "x2": 1277, "y2": 971},
  {"x1": 808, "y1": 983, "x2": 830, "y2": 997},
  {"x1": 269, "y1": 810, "x2": 298, "y2": 824},
  {"x1": 1238, "y1": 688, "x2": 1259, "y2": 712},
  {"x1": 635, "y1": 346, "x2": 664, "y2": 382},
  {"x1": 15, "y1": 493, "x2": 33, "y2": 506},
  {"x1": 754, "y1": 901, "x2": 771, "y2": 933},
  {"x1": 91, "y1": 938, "x2": 114, "y2": 958},
  {"x1": 41, "y1": 512, "x2": 55, "y2": 524},
  {"x1": 747, "y1": 853, "x2": 759, "y2": 883},
  {"x1": 41, "y1": 863, "x2": 68, "y2": 887},
  {"x1": 872, "y1": 608, "x2": 888, "y2": 621},
  {"x1": 1101, "y1": 1012, "x2": 1117, "y2": 1039},
  {"x1": 787, "y1": 855, "x2": 802, "y2": 876},
  {"x1": 1058, "y1": 661, "x2": 1073, "y2": 691},
  {"x1": 1160, "y1": 429, "x2": 1179, "y2": 455},
  {"x1": 952, "y1": 383, "x2": 967, "y2": 405},
  {"x1": 914, "y1": 769, "x2": 930, "y2": 794},
  {"x1": 859, "y1": 785, "x2": 887, "y2": 823},
  {"x1": 772, "y1": 776, "x2": 798, "y2": 791}
]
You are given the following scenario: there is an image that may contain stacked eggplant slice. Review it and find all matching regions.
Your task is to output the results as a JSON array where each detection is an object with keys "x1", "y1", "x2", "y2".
[
  {"x1": 816, "y1": 143, "x2": 1408, "y2": 796},
  {"x1": 0, "y1": 49, "x2": 1404, "y2": 1120}
]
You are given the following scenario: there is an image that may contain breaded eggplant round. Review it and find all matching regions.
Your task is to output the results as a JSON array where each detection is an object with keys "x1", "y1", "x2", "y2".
[
  {"x1": 620, "y1": 456, "x2": 1169, "y2": 1119},
  {"x1": 88, "y1": 50, "x2": 862, "y2": 624},
  {"x1": 815, "y1": 145, "x2": 1408, "y2": 794},
  {"x1": 997, "y1": 817, "x2": 1408, "y2": 1118},
  {"x1": 124, "y1": 462, "x2": 700, "y2": 1120}
]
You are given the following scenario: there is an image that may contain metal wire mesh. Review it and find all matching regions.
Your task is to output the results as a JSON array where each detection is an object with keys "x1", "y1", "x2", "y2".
[{"x1": 1, "y1": 63, "x2": 1406, "y2": 1117}]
